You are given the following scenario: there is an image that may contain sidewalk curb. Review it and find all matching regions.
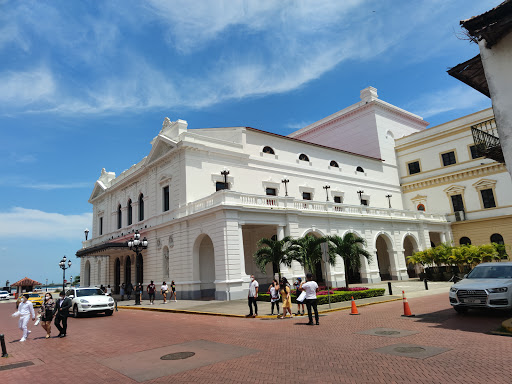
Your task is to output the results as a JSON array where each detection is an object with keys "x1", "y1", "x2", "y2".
[{"x1": 117, "y1": 296, "x2": 403, "y2": 319}]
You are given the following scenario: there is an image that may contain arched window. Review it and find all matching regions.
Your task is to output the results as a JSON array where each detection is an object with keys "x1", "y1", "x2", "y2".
[
  {"x1": 490, "y1": 233, "x2": 504, "y2": 245},
  {"x1": 127, "y1": 199, "x2": 133, "y2": 225},
  {"x1": 299, "y1": 153, "x2": 309, "y2": 162},
  {"x1": 138, "y1": 193, "x2": 144, "y2": 221},
  {"x1": 330, "y1": 160, "x2": 339, "y2": 168},
  {"x1": 262, "y1": 146, "x2": 275, "y2": 155},
  {"x1": 417, "y1": 204, "x2": 425, "y2": 211},
  {"x1": 117, "y1": 204, "x2": 122, "y2": 229},
  {"x1": 460, "y1": 237, "x2": 472, "y2": 246},
  {"x1": 356, "y1": 166, "x2": 364, "y2": 173}
]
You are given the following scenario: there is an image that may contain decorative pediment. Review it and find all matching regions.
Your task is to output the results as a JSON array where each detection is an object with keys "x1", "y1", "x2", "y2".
[
  {"x1": 443, "y1": 184, "x2": 465, "y2": 195},
  {"x1": 145, "y1": 135, "x2": 177, "y2": 166},
  {"x1": 472, "y1": 178, "x2": 497, "y2": 190},
  {"x1": 411, "y1": 194, "x2": 427, "y2": 203},
  {"x1": 89, "y1": 181, "x2": 107, "y2": 202}
]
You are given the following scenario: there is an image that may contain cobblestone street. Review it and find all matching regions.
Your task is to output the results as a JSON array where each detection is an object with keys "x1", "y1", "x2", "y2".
[{"x1": 1, "y1": 293, "x2": 511, "y2": 384}]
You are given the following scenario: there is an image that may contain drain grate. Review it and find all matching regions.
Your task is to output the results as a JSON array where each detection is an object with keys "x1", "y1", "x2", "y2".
[
  {"x1": 160, "y1": 352, "x2": 195, "y2": 360},
  {"x1": 0, "y1": 361, "x2": 35, "y2": 371},
  {"x1": 394, "y1": 346, "x2": 426, "y2": 353}
]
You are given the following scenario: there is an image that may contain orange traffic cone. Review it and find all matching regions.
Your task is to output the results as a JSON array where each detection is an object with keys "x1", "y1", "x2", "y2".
[
  {"x1": 401, "y1": 291, "x2": 415, "y2": 317},
  {"x1": 350, "y1": 296, "x2": 359, "y2": 315}
]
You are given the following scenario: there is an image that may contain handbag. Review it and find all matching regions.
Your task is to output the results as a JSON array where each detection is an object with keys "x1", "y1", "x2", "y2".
[{"x1": 297, "y1": 291, "x2": 306, "y2": 302}]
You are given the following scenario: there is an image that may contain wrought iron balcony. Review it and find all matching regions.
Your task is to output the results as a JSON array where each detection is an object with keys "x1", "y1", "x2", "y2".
[{"x1": 471, "y1": 118, "x2": 505, "y2": 163}]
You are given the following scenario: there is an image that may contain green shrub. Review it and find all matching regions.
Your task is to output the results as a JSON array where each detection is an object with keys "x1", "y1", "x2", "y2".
[{"x1": 256, "y1": 288, "x2": 385, "y2": 304}]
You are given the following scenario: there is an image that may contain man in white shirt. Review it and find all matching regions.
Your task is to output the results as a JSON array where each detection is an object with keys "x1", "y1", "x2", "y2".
[
  {"x1": 17, "y1": 294, "x2": 36, "y2": 342},
  {"x1": 300, "y1": 273, "x2": 319, "y2": 325},
  {"x1": 247, "y1": 275, "x2": 259, "y2": 317}
]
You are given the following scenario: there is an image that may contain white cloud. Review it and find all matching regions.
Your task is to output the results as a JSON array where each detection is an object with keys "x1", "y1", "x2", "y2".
[
  {"x1": 0, "y1": 207, "x2": 92, "y2": 240},
  {"x1": 286, "y1": 120, "x2": 314, "y2": 130},
  {"x1": 0, "y1": 67, "x2": 55, "y2": 105},
  {"x1": 23, "y1": 182, "x2": 91, "y2": 190},
  {"x1": 408, "y1": 85, "x2": 491, "y2": 118}
]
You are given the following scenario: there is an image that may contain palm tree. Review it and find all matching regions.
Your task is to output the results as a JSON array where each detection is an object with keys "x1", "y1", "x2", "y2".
[
  {"x1": 289, "y1": 235, "x2": 334, "y2": 277},
  {"x1": 253, "y1": 236, "x2": 294, "y2": 275},
  {"x1": 328, "y1": 233, "x2": 371, "y2": 288}
]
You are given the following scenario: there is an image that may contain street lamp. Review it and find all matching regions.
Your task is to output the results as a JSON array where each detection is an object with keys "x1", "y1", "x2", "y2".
[
  {"x1": 59, "y1": 256, "x2": 72, "y2": 292},
  {"x1": 281, "y1": 177, "x2": 289, "y2": 196},
  {"x1": 128, "y1": 230, "x2": 148, "y2": 305},
  {"x1": 323, "y1": 185, "x2": 331, "y2": 201},
  {"x1": 220, "y1": 168, "x2": 230, "y2": 190},
  {"x1": 84, "y1": 228, "x2": 89, "y2": 241},
  {"x1": 385, "y1": 194, "x2": 392, "y2": 209},
  {"x1": 357, "y1": 190, "x2": 365, "y2": 205}
]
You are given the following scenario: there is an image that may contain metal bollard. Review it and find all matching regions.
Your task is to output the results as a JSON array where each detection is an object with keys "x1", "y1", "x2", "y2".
[
  {"x1": 115, "y1": 299, "x2": 118, "y2": 312},
  {"x1": 387, "y1": 281, "x2": 393, "y2": 295},
  {"x1": 424, "y1": 278, "x2": 429, "y2": 290},
  {"x1": 1, "y1": 334, "x2": 8, "y2": 358},
  {"x1": 135, "y1": 293, "x2": 141, "y2": 305}
]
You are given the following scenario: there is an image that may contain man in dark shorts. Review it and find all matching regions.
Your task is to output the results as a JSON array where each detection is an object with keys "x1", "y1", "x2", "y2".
[{"x1": 147, "y1": 280, "x2": 156, "y2": 305}]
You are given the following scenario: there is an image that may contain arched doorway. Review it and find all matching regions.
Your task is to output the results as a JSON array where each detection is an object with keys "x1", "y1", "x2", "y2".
[
  {"x1": 125, "y1": 256, "x2": 132, "y2": 286},
  {"x1": 376, "y1": 234, "x2": 393, "y2": 280},
  {"x1": 198, "y1": 235, "x2": 216, "y2": 299},
  {"x1": 136, "y1": 254, "x2": 143, "y2": 285},
  {"x1": 114, "y1": 258, "x2": 121, "y2": 293},
  {"x1": 403, "y1": 235, "x2": 419, "y2": 278},
  {"x1": 84, "y1": 260, "x2": 91, "y2": 287}
]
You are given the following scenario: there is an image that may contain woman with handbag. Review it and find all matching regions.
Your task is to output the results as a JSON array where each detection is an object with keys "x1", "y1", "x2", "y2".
[
  {"x1": 39, "y1": 293, "x2": 55, "y2": 339},
  {"x1": 269, "y1": 279, "x2": 280, "y2": 315},
  {"x1": 294, "y1": 277, "x2": 306, "y2": 316},
  {"x1": 170, "y1": 280, "x2": 177, "y2": 302},
  {"x1": 279, "y1": 277, "x2": 293, "y2": 318},
  {"x1": 161, "y1": 282, "x2": 168, "y2": 304}
]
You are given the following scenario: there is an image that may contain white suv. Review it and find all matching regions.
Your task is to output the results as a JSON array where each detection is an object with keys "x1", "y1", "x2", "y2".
[
  {"x1": 0, "y1": 291, "x2": 9, "y2": 300},
  {"x1": 66, "y1": 287, "x2": 115, "y2": 317},
  {"x1": 449, "y1": 262, "x2": 512, "y2": 313}
]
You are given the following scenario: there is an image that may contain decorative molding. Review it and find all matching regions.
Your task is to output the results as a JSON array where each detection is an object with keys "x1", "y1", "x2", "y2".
[
  {"x1": 472, "y1": 178, "x2": 497, "y2": 190},
  {"x1": 168, "y1": 235, "x2": 174, "y2": 248},
  {"x1": 443, "y1": 184, "x2": 465, "y2": 195}
]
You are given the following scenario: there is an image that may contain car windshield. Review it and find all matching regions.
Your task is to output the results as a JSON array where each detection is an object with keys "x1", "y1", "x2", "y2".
[
  {"x1": 76, "y1": 289, "x2": 104, "y2": 297},
  {"x1": 0, "y1": 291, "x2": 7, "y2": 294},
  {"x1": 467, "y1": 265, "x2": 512, "y2": 279},
  {"x1": 29, "y1": 294, "x2": 40, "y2": 298}
]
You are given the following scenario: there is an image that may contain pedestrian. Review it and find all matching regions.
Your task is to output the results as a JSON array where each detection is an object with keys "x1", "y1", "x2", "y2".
[
  {"x1": 39, "y1": 292, "x2": 55, "y2": 339},
  {"x1": 161, "y1": 281, "x2": 168, "y2": 304},
  {"x1": 126, "y1": 282, "x2": 133, "y2": 300},
  {"x1": 279, "y1": 277, "x2": 293, "y2": 318},
  {"x1": 135, "y1": 282, "x2": 143, "y2": 302},
  {"x1": 147, "y1": 280, "x2": 156, "y2": 305},
  {"x1": 246, "y1": 274, "x2": 259, "y2": 317},
  {"x1": 106, "y1": 285, "x2": 112, "y2": 295},
  {"x1": 269, "y1": 279, "x2": 280, "y2": 315},
  {"x1": 120, "y1": 283, "x2": 125, "y2": 301},
  {"x1": 100, "y1": 284, "x2": 105, "y2": 293},
  {"x1": 16, "y1": 294, "x2": 36, "y2": 342},
  {"x1": 53, "y1": 291, "x2": 72, "y2": 337},
  {"x1": 300, "y1": 273, "x2": 319, "y2": 325},
  {"x1": 294, "y1": 277, "x2": 305, "y2": 316},
  {"x1": 170, "y1": 280, "x2": 177, "y2": 302}
]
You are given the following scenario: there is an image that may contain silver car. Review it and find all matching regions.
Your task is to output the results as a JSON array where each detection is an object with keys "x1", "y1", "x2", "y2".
[
  {"x1": 0, "y1": 290, "x2": 9, "y2": 300},
  {"x1": 449, "y1": 262, "x2": 512, "y2": 313}
]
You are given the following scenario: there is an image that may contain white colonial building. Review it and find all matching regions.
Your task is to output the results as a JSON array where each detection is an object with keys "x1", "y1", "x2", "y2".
[{"x1": 76, "y1": 87, "x2": 450, "y2": 300}]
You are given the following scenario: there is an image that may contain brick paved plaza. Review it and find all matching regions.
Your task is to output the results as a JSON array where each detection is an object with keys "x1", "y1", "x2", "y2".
[{"x1": 1, "y1": 293, "x2": 511, "y2": 384}]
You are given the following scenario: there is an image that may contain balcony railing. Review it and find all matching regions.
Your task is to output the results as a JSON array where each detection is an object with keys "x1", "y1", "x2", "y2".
[{"x1": 471, "y1": 118, "x2": 505, "y2": 163}]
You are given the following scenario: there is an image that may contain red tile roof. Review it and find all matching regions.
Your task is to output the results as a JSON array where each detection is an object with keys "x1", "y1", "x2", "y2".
[{"x1": 11, "y1": 277, "x2": 42, "y2": 287}]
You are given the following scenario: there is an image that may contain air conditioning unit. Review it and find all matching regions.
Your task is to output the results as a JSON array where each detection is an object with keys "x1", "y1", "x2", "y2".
[{"x1": 454, "y1": 211, "x2": 465, "y2": 221}]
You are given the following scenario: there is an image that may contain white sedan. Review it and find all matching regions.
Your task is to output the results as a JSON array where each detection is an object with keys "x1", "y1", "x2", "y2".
[
  {"x1": 449, "y1": 262, "x2": 512, "y2": 313},
  {"x1": 0, "y1": 291, "x2": 9, "y2": 300},
  {"x1": 66, "y1": 287, "x2": 115, "y2": 317}
]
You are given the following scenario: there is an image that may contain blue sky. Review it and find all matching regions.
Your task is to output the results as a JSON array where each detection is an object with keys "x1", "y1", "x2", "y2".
[{"x1": 0, "y1": 0, "x2": 495, "y2": 287}]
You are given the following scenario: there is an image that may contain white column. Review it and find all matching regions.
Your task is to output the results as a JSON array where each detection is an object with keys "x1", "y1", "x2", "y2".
[
  {"x1": 440, "y1": 232, "x2": 447, "y2": 244},
  {"x1": 239, "y1": 224, "x2": 250, "y2": 282}
]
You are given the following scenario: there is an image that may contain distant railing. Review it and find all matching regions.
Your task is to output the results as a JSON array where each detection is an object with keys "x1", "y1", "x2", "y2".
[{"x1": 471, "y1": 118, "x2": 504, "y2": 163}]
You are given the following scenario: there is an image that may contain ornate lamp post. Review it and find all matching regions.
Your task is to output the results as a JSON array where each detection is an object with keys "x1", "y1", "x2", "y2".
[
  {"x1": 385, "y1": 194, "x2": 392, "y2": 208},
  {"x1": 84, "y1": 228, "x2": 89, "y2": 241},
  {"x1": 220, "y1": 168, "x2": 230, "y2": 190},
  {"x1": 128, "y1": 230, "x2": 148, "y2": 305},
  {"x1": 281, "y1": 177, "x2": 289, "y2": 196},
  {"x1": 357, "y1": 190, "x2": 365, "y2": 205},
  {"x1": 59, "y1": 256, "x2": 72, "y2": 292},
  {"x1": 323, "y1": 185, "x2": 331, "y2": 201}
]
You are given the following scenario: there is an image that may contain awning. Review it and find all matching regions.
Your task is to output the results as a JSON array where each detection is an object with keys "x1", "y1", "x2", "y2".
[
  {"x1": 447, "y1": 54, "x2": 490, "y2": 97},
  {"x1": 76, "y1": 242, "x2": 128, "y2": 257}
]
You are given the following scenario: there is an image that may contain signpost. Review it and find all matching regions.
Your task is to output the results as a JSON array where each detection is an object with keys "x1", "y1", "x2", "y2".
[{"x1": 320, "y1": 242, "x2": 331, "y2": 308}]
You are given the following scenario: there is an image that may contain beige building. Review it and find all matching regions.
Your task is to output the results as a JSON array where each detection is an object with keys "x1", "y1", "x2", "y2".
[{"x1": 396, "y1": 108, "x2": 512, "y2": 248}]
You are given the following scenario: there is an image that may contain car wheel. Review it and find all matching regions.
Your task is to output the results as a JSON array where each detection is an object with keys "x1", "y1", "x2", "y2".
[
  {"x1": 454, "y1": 306, "x2": 468, "y2": 314},
  {"x1": 105, "y1": 310, "x2": 113, "y2": 316},
  {"x1": 73, "y1": 305, "x2": 80, "y2": 318}
]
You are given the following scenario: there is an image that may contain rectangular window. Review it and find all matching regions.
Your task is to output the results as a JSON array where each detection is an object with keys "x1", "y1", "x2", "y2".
[
  {"x1": 360, "y1": 199, "x2": 368, "y2": 206},
  {"x1": 216, "y1": 181, "x2": 228, "y2": 191},
  {"x1": 451, "y1": 194, "x2": 464, "y2": 212},
  {"x1": 99, "y1": 217, "x2": 103, "y2": 236},
  {"x1": 266, "y1": 188, "x2": 277, "y2": 196},
  {"x1": 163, "y1": 186, "x2": 170, "y2": 212},
  {"x1": 302, "y1": 192, "x2": 312, "y2": 200},
  {"x1": 481, "y1": 188, "x2": 496, "y2": 208},
  {"x1": 441, "y1": 151, "x2": 457, "y2": 166},
  {"x1": 469, "y1": 145, "x2": 480, "y2": 159},
  {"x1": 334, "y1": 196, "x2": 342, "y2": 204},
  {"x1": 407, "y1": 161, "x2": 421, "y2": 175}
]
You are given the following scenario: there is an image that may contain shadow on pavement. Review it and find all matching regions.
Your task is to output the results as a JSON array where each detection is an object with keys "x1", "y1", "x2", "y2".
[{"x1": 410, "y1": 307, "x2": 509, "y2": 334}]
